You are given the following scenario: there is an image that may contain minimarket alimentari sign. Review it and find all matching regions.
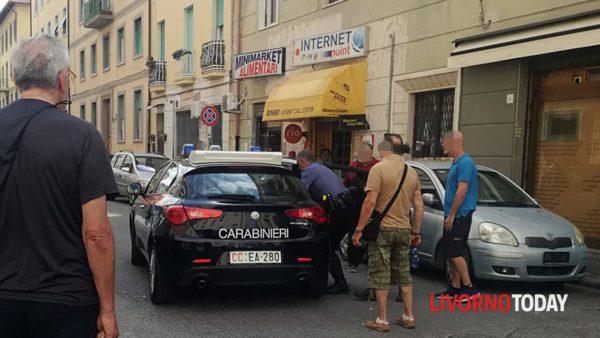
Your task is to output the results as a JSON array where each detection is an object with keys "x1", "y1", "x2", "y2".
[
  {"x1": 234, "y1": 48, "x2": 285, "y2": 79},
  {"x1": 290, "y1": 26, "x2": 368, "y2": 66}
]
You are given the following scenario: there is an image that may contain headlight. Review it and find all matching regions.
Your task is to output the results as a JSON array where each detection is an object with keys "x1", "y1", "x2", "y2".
[
  {"x1": 479, "y1": 222, "x2": 518, "y2": 246},
  {"x1": 573, "y1": 225, "x2": 585, "y2": 246}
]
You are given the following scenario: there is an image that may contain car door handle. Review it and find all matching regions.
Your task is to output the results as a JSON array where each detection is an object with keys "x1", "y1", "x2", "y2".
[{"x1": 139, "y1": 205, "x2": 145, "y2": 209}]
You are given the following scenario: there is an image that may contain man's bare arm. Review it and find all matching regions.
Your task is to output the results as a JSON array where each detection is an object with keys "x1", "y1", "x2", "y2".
[
  {"x1": 356, "y1": 191, "x2": 379, "y2": 230},
  {"x1": 82, "y1": 196, "x2": 119, "y2": 337},
  {"x1": 412, "y1": 190, "x2": 424, "y2": 234},
  {"x1": 448, "y1": 182, "x2": 469, "y2": 217}
]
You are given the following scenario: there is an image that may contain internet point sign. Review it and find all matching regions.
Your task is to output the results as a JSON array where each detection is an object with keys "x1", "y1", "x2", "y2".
[
  {"x1": 234, "y1": 48, "x2": 285, "y2": 79},
  {"x1": 290, "y1": 26, "x2": 367, "y2": 66}
]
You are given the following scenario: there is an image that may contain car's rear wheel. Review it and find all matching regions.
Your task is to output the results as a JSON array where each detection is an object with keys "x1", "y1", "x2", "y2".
[
  {"x1": 130, "y1": 224, "x2": 145, "y2": 266},
  {"x1": 149, "y1": 246, "x2": 175, "y2": 304}
]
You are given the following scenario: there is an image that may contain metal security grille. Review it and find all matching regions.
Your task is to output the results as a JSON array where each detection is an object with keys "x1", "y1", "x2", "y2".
[{"x1": 412, "y1": 89, "x2": 454, "y2": 158}]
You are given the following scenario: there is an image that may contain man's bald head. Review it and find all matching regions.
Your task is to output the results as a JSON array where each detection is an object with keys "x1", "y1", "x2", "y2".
[{"x1": 443, "y1": 130, "x2": 465, "y2": 158}]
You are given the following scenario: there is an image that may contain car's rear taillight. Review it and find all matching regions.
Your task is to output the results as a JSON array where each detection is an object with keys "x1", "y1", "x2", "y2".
[
  {"x1": 285, "y1": 207, "x2": 328, "y2": 225},
  {"x1": 166, "y1": 206, "x2": 222, "y2": 225}
]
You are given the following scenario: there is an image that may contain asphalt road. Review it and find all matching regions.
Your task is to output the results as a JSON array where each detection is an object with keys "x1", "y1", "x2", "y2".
[{"x1": 108, "y1": 200, "x2": 600, "y2": 338}]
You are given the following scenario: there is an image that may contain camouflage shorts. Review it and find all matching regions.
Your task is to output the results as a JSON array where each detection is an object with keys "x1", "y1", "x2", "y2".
[{"x1": 368, "y1": 227, "x2": 412, "y2": 289}]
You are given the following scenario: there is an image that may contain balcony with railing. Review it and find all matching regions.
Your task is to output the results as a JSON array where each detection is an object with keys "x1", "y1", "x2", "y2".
[
  {"x1": 83, "y1": 0, "x2": 113, "y2": 29},
  {"x1": 200, "y1": 40, "x2": 225, "y2": 78},
  {"x1": 148, "y1": 61, "x2": 166, "y2": 93},
  {"x1": 175, "y1": 52, "x2": 195, "y2": 86},
  {"x1": 0, "y1": 78, "x2": 9, "y2": 93}
]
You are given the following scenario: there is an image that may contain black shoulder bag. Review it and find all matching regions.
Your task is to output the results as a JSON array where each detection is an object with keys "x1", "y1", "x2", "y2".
[{"x1": 362, "y1": 163, "x2": 408, "y2": 242}]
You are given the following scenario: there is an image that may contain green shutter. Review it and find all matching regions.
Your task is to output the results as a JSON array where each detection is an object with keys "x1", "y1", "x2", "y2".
[
  {"x1": 158, "y1": 21, "x2": 165, "y2": 61},
  {"x1": 185, "y1": 7, "x2": 193, "y2": 49},
  {"x1": 135, "y1": 18, "x2": 142, "y2": 55},
  {"x1": 216, "y1": 0, "x2": 224, "y2": 28}
]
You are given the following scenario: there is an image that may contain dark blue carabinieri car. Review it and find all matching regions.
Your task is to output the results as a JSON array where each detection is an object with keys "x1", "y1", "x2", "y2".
[{"x1": 127, "y1": 151, "x2": 329, "y2": 304}]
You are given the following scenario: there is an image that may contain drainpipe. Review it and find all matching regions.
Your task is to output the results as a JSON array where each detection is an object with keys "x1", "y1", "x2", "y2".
[
  {"x1": 146, "y1": 0, "x2": 152, "y2": 152},
  {"x1": 232, "y1": 0, "x2": 241, "y2": 151},
  {"x1": 387, "y1": 33, "x2": 395, "y2": 133}
]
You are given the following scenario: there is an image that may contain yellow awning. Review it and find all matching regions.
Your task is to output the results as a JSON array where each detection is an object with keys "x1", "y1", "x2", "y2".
[{"x1": 262, "y1": 63, "x2": 366, "y2": 122}]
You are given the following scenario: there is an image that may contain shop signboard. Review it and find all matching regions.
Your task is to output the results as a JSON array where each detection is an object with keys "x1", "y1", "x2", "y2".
[
  {"x1": 290, "y1": 26, "x2": 368, "y2": 66},
  {"x1": 339, "y1": 115, "x2": 369, "y2": 130},
  {"x1": 234, "y1": 48, "x2": 285, "y2": 79}
]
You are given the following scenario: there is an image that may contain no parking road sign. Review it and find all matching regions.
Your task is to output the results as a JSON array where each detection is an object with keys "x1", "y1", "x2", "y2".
[{"x1": 201, "y1": 105, "x2": 219, "y2": 127}]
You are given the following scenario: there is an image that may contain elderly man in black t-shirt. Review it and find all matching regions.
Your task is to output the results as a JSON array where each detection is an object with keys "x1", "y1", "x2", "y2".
[{"x1": 0, "y1": 35, "x2": 119, "y2": 337}]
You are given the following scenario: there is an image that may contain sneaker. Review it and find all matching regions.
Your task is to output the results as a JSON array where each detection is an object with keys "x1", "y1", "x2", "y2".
[
  {"x1": 364, "y1": 319, "x2": 390, "y2": 332},
  {"x1": 457, "y1": 285, "x2": 480, "y2": 302},
  {"x1": 434, "y1": 286, "x2": 460, "y2": 299},
  {"x1": 354, "y1": 288, "x2": 376, "y2": 301},
  {"x1": 348, "y1": 264, "x2": 359, "y2": 273}
]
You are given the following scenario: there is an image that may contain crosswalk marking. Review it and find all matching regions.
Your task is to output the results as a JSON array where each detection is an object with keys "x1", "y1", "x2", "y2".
[{"x1": 107, "y1": 212, "x2": 122, "y2": 218}]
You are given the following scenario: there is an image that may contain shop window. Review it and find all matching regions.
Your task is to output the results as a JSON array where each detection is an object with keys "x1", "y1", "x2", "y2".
[
  {"x1": 543, "y1": 110, "x2": 580, "y2": 142},
  {"x1": 254, "y1": 103, "x2": 281, "y2": 152},
  {"x1": 412, "y1": 88, "x2": 454, "y2": 158}
]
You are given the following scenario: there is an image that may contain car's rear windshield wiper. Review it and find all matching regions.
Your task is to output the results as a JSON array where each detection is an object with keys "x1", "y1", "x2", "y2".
[{"x1": 206, "y1": 194, "x2": 257, "y2": 201}]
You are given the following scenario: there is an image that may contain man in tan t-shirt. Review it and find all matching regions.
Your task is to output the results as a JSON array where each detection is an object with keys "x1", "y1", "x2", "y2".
[{"x1": 352, "y1": 140, "x2": 424, "y2": 332}]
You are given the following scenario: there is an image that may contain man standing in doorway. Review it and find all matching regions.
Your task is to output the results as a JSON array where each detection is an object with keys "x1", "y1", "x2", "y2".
[{"x1": 434, "y1": 131, "x2": 480, "y2": 300}]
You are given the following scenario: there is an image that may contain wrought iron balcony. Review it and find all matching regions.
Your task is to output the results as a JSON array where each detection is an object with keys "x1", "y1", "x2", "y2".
[
  {"x1": 175, "y1": 52, "x2": 195, "y2": 86},
  {"x1": 200, "y1": 40, "x2": 225, "y2": 78},
  {"x1": 148, "y1": 61, "x2": 166, "y2": 93},
  {"x1": 83, "y1": 0, "x2": 113, "y2": 29}
]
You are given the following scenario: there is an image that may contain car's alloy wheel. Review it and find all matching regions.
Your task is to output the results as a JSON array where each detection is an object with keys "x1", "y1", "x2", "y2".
[{"x1": 148, "y1": 246, "x2": 175, "y2": 305}]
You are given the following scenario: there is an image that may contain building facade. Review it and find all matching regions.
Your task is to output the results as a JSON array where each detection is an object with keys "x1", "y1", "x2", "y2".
[
  {"x1": 69, "y1": 0, "x2": 151, "y2": 154},
  {"x1": 149, "y1": 0, "x2": 233, "y2": 158},
  {"x1": 0, "y1": 0, "x2": 30, "y2": 108},
  {"x1": 234, "y1": 0, "x2": 600, "y2": 246},
  {"x1": 31, "y1": 0, "x2": 67, "y2": 44}
]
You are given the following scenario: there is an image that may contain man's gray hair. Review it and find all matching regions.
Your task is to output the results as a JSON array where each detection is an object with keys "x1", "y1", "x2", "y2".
[
  {"x1": 297, "y1": 150, "x2": 315, "y2": 162},
  {"x1": 11, "y1": 34, "x2": 70, "y2": 91}
]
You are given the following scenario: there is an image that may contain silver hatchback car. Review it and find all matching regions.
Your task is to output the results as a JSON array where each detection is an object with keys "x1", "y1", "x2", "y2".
[
  {"x1": 110, "y1": 151, "x2": 169, "y2": 204},
  {"x1": 410, "y1": 161, "x2": 588, "y2": 283}
]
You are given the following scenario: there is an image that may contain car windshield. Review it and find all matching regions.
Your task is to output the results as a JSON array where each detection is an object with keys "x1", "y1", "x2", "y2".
[
  {"x1": 184, "y1": 170, "x2": 310, "y2": 204},
  {"x1": 434, "y1": 169, "x2": 538, "y2": 207},
  {"x1": 136, "y1": 156, "x2": 169, "y2": 173}
]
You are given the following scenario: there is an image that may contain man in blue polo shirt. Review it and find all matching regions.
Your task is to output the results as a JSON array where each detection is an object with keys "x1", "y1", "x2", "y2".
[{"x1": 435, "y1": 131, "x2": 480, "y2": 300}]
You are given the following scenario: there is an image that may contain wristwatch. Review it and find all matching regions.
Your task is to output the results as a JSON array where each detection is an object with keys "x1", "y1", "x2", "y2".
[{"x1": 355, "y1": 227, "x2": 364, "y2": 233}]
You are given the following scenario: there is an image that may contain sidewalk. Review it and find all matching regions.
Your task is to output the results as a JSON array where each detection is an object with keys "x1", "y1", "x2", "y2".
[{"x1": 570, "y1": 248, "x2": 600, "y2": 289}]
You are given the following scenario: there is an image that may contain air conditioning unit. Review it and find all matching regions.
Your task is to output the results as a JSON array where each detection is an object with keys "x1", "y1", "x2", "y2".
[{"x1": 222, "y1": 93, "x2": 240, "y2": 113}]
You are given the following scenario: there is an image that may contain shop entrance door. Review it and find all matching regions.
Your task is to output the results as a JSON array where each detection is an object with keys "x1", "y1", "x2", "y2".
[{"x1": 528, "y1": 68, "x2": 600, "y2": 247}]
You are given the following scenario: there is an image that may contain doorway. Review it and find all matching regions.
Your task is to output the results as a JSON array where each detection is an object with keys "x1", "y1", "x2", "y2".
[
  {"x1": 101, "y1": 98, "x2": 111, "y2": 153},
  {"x1": 176, "y1": 110, "x2": 199, "y2": 157},
  {"x1": 156, "y1": 110, "x2": 165, "y2": 155},
  {"x1": 528, "y1": 67, "x2": 600, "y2": 247}
]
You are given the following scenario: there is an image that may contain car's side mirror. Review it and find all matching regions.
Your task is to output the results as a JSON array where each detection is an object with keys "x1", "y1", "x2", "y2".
[
  {"x1": 127, "y1": 182, "x2": 142, "y2": 196},
  {"x1": 422, "y1": 193, "x2": 438, "y2": 207},
  {"x1": 122, "y1": 166, "x2": 132, "y2": 173}
]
